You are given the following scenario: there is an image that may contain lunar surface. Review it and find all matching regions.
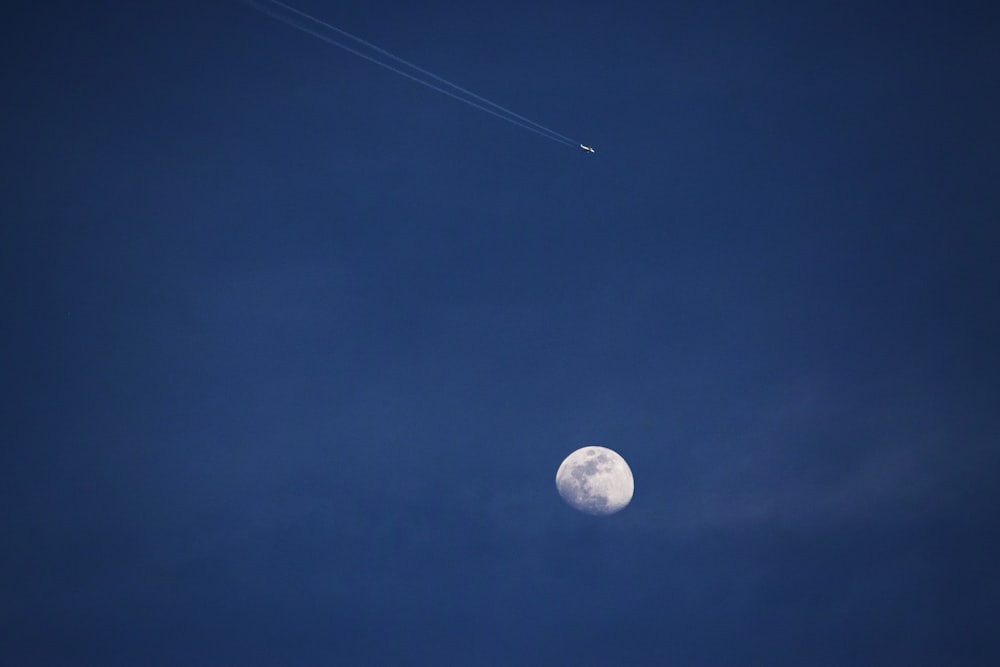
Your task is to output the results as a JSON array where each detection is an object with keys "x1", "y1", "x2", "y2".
[{"x1": 555, "y1": 446, "x2": 634, "y2": 515}]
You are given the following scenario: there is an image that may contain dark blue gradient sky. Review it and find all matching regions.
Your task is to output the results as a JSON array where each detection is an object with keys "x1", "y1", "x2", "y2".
[{"x1": 3, "y1": 0, "x2": 998, "y2": 664}]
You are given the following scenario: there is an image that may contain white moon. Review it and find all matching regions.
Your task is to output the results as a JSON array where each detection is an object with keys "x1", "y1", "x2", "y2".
[{"x1": 555, "y1": 446, "x2": 634, "y2": 515}]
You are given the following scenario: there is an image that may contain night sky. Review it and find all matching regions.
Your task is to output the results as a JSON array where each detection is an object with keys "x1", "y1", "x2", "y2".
[{"x1": 3, "y1": 0, "x2": 999, "y2": 664}]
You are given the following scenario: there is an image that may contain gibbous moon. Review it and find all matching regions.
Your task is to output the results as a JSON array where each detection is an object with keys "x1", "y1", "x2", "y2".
[{"x1": 555, "y1": 446, "x2": 634, "y2": 515}]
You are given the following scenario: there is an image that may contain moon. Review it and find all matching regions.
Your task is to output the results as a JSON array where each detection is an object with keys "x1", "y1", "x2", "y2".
[{"x1": 555, "y1": 446, "x2": 634, "y2": 515}]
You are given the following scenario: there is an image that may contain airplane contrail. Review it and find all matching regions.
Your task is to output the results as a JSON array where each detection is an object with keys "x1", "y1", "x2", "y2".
[
  {"x1": 262, "y1": 0, "x2": 579, "y2": 146},
  {"x1": 241, "y1": 0, "x2": 590, "y2": 150}
]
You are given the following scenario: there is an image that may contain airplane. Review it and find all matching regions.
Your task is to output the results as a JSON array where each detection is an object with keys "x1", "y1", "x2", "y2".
[{"x1": 580, "y1": 144, "x2": 596, "y2": 153}]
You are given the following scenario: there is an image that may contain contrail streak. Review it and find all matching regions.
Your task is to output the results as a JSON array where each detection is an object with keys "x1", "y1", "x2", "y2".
[
  {"x1": 263, "y1": 0, "x2": 579, "y2": 146},
  {"x1": 242, "y1": 0, "x2": 580, "y2": 148}
]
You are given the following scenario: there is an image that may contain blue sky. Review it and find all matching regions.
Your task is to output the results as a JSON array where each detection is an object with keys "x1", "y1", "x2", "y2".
[{"x1": 3, "y1": 0, "x2": 999, "y2": 664}]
